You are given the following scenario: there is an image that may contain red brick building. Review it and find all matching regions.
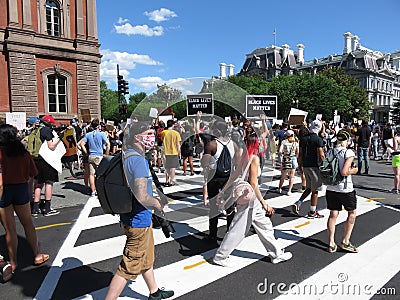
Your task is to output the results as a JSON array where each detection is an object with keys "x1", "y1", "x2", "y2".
[{"x1": 0, "y1": 0, "x2": 101, "y2": 123}]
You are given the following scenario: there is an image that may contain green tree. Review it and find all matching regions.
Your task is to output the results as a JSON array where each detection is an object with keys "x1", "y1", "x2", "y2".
[
  {"x1": 100, "y1": 80, "x2": 119, "y2": 121},
  {"x1": 319, "y1": 66, "x2": 370, "y2": 121}
]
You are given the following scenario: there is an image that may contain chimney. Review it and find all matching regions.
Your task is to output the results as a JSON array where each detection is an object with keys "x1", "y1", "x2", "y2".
[
  {"x1": 219, "y1": 62, "x2": 227, "y2": 79},
  {"x1": 282, "y1": 44, "x2": 290, "y2": 61},
  {"x1": 343, "y1": 32, "x2": 353, "y2": 54},
  {"x1": 227, "y1": 64, "x2": 235, "y2": 76},
  {"x1": 297, "y1": 44, "x2": 305, "y2": 64},
  {"x1": 352, "y1": 35, "x2": 360, "y2": 51}
]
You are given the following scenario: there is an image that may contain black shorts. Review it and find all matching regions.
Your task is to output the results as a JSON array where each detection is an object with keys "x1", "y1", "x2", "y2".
[
  {"x1": 326, "y1": 190, "x2": 357, "y2": 211},
  {"x1": 61, "y1": 154, "x2": 78, "y2": 164},
  {"x1": 34, "y1": 158, "x2": 59, "y2": 184}
]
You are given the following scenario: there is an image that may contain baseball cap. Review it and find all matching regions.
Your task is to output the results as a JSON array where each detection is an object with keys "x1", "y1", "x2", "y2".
[
  {"x1": 28, "y1": 116, "x2": 40, "y2": 125},
  {"x1": 310, "y1": 120, "x2": 322, "y2": 134},
  {"x1": 70, "y1": 119, "x2": 77, "y2": 126},
  {"x1": 42, "y1": 115, "x2": 55, "y2": 124},
  {"x1": 286, "y1": 129, "x2": 294, "y2": 136}
]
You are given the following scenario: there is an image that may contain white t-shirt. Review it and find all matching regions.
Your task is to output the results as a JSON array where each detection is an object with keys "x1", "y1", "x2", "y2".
[{"x1": 326, "y1": 146, "x2": 355, "y2": 193}]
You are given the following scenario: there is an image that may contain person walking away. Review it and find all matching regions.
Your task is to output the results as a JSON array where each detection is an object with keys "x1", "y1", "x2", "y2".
[
  {"x1": 372, "y1": 127, "x2": 380, "y2": 160},
  {"x1": 292, "y1": 120, "x2": 325, "y2": 218},
  {"x1": 202, "y1": 120, "x2": 241, "y2": 245},
  {"x1": 0, "y1": 124, "x2": 50, "y2": 279},
  {"x1": 181, "y1": 123, "x2": 195, "y2": 176},
  {"x1": 160, "y1": 120, "x2": 181, "y2": 186},
  {"x1": 326, "y1": 130, "x2": 359, "y2": 253},
  {"x1": 29, "y1": 115, "x2": 62, "y2": 216},
  {"x1": 77, "y1": 118, "x2": 110, "y2": 197},
  {"x1": 382, "y1": 124, "x2": 394, "y2": 159},
  {"x1": 390, "y1": 126, "x2": 400, "y2": 194},
  {"x1": 355, "y1": 119, "x2": 371, "y2": 175},
  {"x1": 213, "y1": 132, "x2": 292, "y2": 267},
  {"x1": 105, "y1": 121, "x2": 173, "y2": 300},
  {"x1": 278, "y1": 130, "x2": 299, "y2": 195},
  {"x1": 154, "y1": 119, "x2": 165, "y2": 173}
]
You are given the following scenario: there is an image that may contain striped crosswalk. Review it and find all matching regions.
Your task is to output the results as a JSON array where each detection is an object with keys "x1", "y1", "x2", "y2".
[{"x1": 34, "y1": 165, "x2": 400, "y2": 300}]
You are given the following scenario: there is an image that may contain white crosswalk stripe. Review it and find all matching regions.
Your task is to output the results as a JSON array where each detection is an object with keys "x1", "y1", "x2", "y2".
[{"x1": 34, "y1": 165, "x2": 400, "y2": 300}]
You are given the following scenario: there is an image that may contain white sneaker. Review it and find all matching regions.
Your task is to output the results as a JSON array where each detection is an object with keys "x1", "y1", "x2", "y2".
[
  {"x1": 271, "y1": 251, "x2": 293, "y2": 264},
  {"x1": 213, "y1": 257, "x2": 233, "y2": 268},
  {"x1": 278, "y1": 188, "x2": 282, "y2": 194},
  {"x1": 287, "y1": 191, "x2": 292, "y2": 196}
]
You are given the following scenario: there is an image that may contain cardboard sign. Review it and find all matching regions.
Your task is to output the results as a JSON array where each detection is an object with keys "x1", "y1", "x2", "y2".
[
  {"x1": 186, "y1": 93, "x2": 213, "y2": 116},
  {"x1": 288, "y1": 107, "x2": 308, "y2": 125},
  {"x1": 6, "y1": 112, "x2": 26, "y2": 130},
  {"x1": 246, "y1": 95, "x2": 277, "y2": 119},
  {"x1": 80, "y1": 109, "x2": 91, "y2": 123}
]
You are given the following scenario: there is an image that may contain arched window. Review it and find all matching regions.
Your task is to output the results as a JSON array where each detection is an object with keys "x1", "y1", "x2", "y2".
[
  {"x1": 46, "y1": 0, "x2": 60, "y2": 36},
  {"x1": 47, "y1": 74, "x2": 67, "y2": 113}
]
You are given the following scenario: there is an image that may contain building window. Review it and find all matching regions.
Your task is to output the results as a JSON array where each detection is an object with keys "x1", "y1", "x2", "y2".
[
  {"x1": 42, "y1": 67, "x2": 72, "y2": 116},
  {"x1": 46, "y1": 0, "x2": 60, "y2": 36},
  {"x1": 47, "y1": 75, "x2": 67, "y2": 113}
]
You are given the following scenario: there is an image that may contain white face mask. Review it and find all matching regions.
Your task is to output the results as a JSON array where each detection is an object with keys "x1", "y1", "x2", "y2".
[{"x1": 139, "y1": 134, "x2": 155, "y2": 150}]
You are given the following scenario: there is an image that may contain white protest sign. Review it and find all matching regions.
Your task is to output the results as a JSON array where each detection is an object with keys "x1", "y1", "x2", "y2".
[
  {"x1": 149, "y1": 107, "x2": 158, "y2": 118},
  {"x1": 6, "y1": 112, "x2": 26, "y2": 130},
  {"x1": 316, "y1": 114, "x2": 322, "y2": 121}
]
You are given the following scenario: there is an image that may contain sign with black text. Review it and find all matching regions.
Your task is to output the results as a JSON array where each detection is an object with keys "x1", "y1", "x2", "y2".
[
  {"x1": 186, "y1": 93, "x2": 213, "y2": 116},
  {"x1": 246, "y1": 95, "x2": 277, "y2": 119}
]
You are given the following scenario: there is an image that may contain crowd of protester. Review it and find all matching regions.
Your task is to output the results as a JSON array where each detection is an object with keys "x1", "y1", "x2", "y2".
[{"x1": 2, "y1": 111, "x2": 400, "y2": 286}]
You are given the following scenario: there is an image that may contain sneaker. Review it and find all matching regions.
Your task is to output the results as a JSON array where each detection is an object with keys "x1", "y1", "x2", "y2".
[
  {"x1": 271, "y1": 251, "x2": 292, "y2": 264},
  {"x1": 213, "y1": 256, "x2": 233, "y2": 268},
  {"x1": 31, "y1": 208, "x2": 41, "y2": 217},
  {"x1": 390, "y1": 188, "x2": 399, "y2": 194},
  {"x1": 91, "y1": 191, "x2": 97, "y2": 197},
  {"x1": 278, "y1": 188, "x2": 282, "y2": 194},
  {"x1": 190, "y1": 172, "x2": 194, "y2": 176},
  {"x1": 307, "y1": 210, "x2": 324, "y2": 219},
  {"x1": 287, "y1": 191, "x2": 292, "y2": 196},
  {"x1": 291, "y1": 201, "x2": 301, "y2": 216},
  {"x1": 148, "y1": 288, "x2": 174, "y2": 300},
  {"x1": 43, "y1": 209, "x2": 60, "y2": 217},
  {"x1": 340, "y1": 241, "x2": 358, "y2": 253},
  {"x1": 0, "y1": 260, "x2": 13, "y2": 282}
]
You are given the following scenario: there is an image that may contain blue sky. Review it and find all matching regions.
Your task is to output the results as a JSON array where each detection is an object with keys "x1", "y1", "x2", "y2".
[{"x1": 98, "y1": 0, "x2": 400, "y2": 95}]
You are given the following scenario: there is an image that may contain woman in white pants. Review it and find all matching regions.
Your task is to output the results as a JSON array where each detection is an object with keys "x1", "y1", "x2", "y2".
[{"x1": 213, "y1": 131, "x2": 292, "y2": 267}]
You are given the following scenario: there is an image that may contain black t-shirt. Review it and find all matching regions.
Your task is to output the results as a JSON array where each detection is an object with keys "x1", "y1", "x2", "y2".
[
  {"x1": 300, "y1": 133, "x2": 324, "y2": 167},
  {"x1": 356, "y1": 126, "x2": 371, "y2": 148},
  {"x1": 40, "y1": 126, "x2": 54, "y2": 143}
]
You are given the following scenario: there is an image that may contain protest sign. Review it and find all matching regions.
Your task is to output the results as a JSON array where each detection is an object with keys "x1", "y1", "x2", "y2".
[
  {"x1": 246, "y1": 95, "x2": 277, "y2": 119},
  {"x1": 186, "y1": 93, "x2": 213, "y2": 116}
]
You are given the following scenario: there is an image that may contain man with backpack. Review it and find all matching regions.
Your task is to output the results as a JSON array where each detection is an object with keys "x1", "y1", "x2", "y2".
[
  {"x1": 291, "y1": 120, "x2": 326, "y2": 218},
  {"x1": 202, "y1": 120, "x2": 241, "y2": 245},
  {"x1": 28, "y1": 115, "x2": 62, "y2": 216},
  {"x1": 355, "y1": 119, "x2": 372, "y2": 175},
  {"x1": 105, "y1": 121, "x2": 174, "y2": 300}
]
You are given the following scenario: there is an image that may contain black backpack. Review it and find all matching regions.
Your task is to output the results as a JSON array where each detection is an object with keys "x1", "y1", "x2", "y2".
[
  {"x1": 95, "y1": 151, "x2": 139, "y2": 215},
  {"x1": 215, "y1": 139, "x2": 232, "y2": 178}
]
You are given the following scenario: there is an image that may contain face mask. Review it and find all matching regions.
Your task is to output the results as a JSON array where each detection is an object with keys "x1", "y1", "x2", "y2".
[{"x1": 139, "y1": 134, "x2": 155, "y2": 150}]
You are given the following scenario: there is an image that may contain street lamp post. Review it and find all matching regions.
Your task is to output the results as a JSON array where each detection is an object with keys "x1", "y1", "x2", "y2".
[{"x1": 293, "y1": 99, "x2": 299, "y2": 108}]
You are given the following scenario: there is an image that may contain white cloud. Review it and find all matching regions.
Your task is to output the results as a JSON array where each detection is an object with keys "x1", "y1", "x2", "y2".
[
  {"x1": 100, "y1": 49, "x2": 163, "y2": 87},
  {"x1": 117, "y1": 17, "x2": 129, "y2": 24},
  {"x1": 144, "y1": 8, "x2": 177, "y2": 23},
  {"x1": 114, "y1": 22, "x2": 164, "y2": 37}
]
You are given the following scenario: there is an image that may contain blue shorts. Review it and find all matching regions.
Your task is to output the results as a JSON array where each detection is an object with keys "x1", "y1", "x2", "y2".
[{"x1": 0, "y1": 183, "x2": 30, "y2": 208}]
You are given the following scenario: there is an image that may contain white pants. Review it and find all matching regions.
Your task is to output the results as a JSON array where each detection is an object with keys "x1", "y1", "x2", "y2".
[{"x1": 214, "y1": 199, "x2": 283, "y2": 260}]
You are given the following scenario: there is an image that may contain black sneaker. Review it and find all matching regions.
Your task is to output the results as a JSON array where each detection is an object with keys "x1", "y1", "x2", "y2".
[
  {"x1": 307, "y1": 210, "x2": 324, "y2": 219},
  {"x1": 31, "y1": 208, "x2": 41, "y2": 217},
  {"x1": 43, "y1": 209, "x2": 60, "y2": 217},
  {"x1": 148, "y1": 288, "x2": 174, "y2": 300}
]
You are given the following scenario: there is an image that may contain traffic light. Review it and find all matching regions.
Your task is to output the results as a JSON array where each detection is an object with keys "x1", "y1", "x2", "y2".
[
  {"x1": 122, "y1": 80, "x2": 129, "y2": 95},
  {"x1": 118, "y1": 75, "x2": 124, "y2": 95},
  {"x1": 122, "y1": 103, "x2": 127, "y2": 114}
]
